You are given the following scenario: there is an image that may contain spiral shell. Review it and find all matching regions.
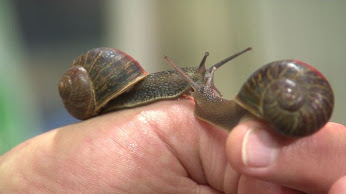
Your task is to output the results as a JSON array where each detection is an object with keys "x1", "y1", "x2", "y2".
[
  {"x1": 58, "y1": 47, "x2": 148, "y2": 119},
  {"x1": 235, "y1": 60, "x2": 334, "y2": 137}
]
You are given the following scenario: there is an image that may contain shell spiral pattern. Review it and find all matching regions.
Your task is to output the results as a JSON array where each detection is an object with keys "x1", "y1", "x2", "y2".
[
  {"x1": 235, "y1": 60, "x2": 334, "y2": 137},
  {"x1": 58, "y1": 47, "x2": 148, "y2": 119}
]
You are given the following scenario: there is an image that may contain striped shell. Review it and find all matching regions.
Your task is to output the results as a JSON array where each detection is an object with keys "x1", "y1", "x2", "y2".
[
  {"x1": 58, "y1": 47, "x2": 148, "y2": 119},
  {"x1": 235, "y1": 60, "x2": 334, "y2": 137}
]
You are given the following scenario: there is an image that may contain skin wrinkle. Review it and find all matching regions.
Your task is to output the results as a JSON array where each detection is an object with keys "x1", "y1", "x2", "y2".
[
  {"x1": 146, "y1": 113, "x2": 187, "y2": 175},
  {"x1": 276, "y1": 139, "x2": 321, "y2": 190},
  {"x1": 107, "y1": 106, "x2": 198, "y2": 193},
  {"x1": 68, "y1": 144, "x2": 107, "y2": 189},
  {"x1": 50, "y1": 133, "x2": 99, "y2": 192},
  {"x1": 140, "y1": 135, "x2": 198, "y2": 191},
  {"x1": 145, "y1": 103, "x2": 205, "y2": 180},
  {"x1": 86, "y1": 130, "x2": 142, "y2": 191},
  {"x1": 99, "y1": 132, "x2": 135, "y2": 194},
  {"x1": 4, "y1": 135, "x2": 59, "y2": 193},
  {"x1": 166, "y1": 116, "x2": 203, "y2": 180},
  {"x1": 123, "y1": 124, "x2": 171, "y2": 187},
  {"x1": 269, "y1": 127, "x2": 320, "y2": 192},
  {"x1": 281, "y1": 124, "x2": 346, "y2": 193},
  {"x1": 212, "y1": 146, "x2": 229, "y2": 190},
  {"x1": 199, "y1": 125, "x2": 216, "y2": 181},
  {"x1": 16, "y1": 164, "x2": 52, "y2": 193},
  {"x1": 102, "y1": 135, "x2": 137, "y2": 189},
  {"x1": 24, "y1": 138, "x2": 58, "y2": 192},
  {"x1": 155, "y1": 127, "x2": 199, "y2": 185},
  {"x1": 58, "y1": 130, "x2": 107, "y2": 187},
  {"x1": 196, "y1": 124, "x2": 208, "y2": 185},
  {"x1": 32, "y1": 151, "x2": 67, "y2": 192},
  {"x1": 49, "y1": 124, "x2": 113, "y2": 192},
  {"x1": 167, "y1": 105, "x2": 209, "y2": 185},
  {"x1": 113, "y1": 101, "x2": 231, "y2": 193},
  {"x1": 109, "y1": 103, "x2": 219, "y2": 191},
  {"x1": 98, "y1": 125, "x2": 148, "y2": 191},
  {"x1": 144, "y1": 116, "x2": 205, "y2": 193},
  {"x1": 223, "y1": 163, "x2": 240, "y2": 194},
  {"x1": 71, "y1": 107, "x2": 184, "y2": 193},
  {"x1": 104, "y1": 100, "x2": 210, "y2": 190},
  {"x1": 130, "y1": 101, "x2": 224, "y2": 193},
  {"x1": 201, "y1": 126, "x2": 229, "y2": 192}
]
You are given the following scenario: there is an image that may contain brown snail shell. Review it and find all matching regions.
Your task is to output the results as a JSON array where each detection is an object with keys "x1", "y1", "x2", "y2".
[
  {"x1": 58, "y1": 47, "x2": 148, "y2": 120},
  {"x1": 235, "y1": 60, "x2": 334, "y2": 137}
]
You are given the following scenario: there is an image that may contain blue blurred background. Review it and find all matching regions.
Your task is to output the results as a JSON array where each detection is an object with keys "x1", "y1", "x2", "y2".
[{"x1": 1, "y1": 0, "x2": 345, "y2": 154}]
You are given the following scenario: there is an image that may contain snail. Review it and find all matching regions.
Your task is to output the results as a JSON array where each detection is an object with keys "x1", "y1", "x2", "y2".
[
  {"x1": 58, "y1": 47, "x2": 249, "y2": 120},
  {"x1": 59, "y1": 47, "x2": 334, "y2": 138},
  {"x1": 164, "y1": 57, "x2": 334, "y2": 137}
]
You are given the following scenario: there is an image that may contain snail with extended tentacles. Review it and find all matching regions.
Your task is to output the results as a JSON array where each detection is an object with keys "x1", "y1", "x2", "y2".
[{"x1": 58, "y1": 47, "x2": 334, "y2": 138}]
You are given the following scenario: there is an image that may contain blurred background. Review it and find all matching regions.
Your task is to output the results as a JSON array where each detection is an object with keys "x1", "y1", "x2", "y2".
[{"x1": 0, "y1": 0, "x2": 345, "y2": 154}]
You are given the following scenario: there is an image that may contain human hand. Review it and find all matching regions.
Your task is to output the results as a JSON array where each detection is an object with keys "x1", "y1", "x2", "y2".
[
  {"x1": 0, "y1": 100, "x2": 345, "y2": 193},
  {"x1": 226, "y1": 118, "x2": 346, "y2": 194},
  {"x1": 0, "y1": 100, "x2": 234, "y2": 193}
]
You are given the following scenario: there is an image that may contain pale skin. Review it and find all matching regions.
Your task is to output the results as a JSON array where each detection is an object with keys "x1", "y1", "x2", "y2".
[{"x1": 0, "y1": 100, "x2": 345, "y2": 193}]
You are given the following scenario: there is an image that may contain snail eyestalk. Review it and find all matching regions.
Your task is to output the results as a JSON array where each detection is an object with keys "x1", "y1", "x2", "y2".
[
  {"x1": 203, "y1": 47, "x2": 252, "y2": 96},
  {"x1": 198, "y1": 52, "x2": 209, "y2": 75},
  {"x1": 209, "y1": 47, "x2": 252, "y2": 71},
  {"x1": 163, "y1": 55, "x2": 201, "y2": 92}
]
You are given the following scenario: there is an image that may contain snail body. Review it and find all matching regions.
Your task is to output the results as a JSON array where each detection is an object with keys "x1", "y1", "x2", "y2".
[
  {"x1": 59, "y1": 47, "x2": 334, "y2": 138},
  {"x1": 59, "y1": 47, "x2": 207, "y2": 120},
  {"x1": 101, "y1": 67, "x2": 203, "y2": 113}
]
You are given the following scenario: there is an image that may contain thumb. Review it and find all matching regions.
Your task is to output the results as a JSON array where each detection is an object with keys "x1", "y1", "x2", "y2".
[
  {"x1": 329, "y1": 176, "x2": 346, "y2": 194},
  {"x1": 226, "y1": 121, "x2": 346, "y2": 194}
]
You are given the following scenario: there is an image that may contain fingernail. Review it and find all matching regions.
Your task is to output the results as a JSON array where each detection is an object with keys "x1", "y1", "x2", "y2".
[{"x1": 242, "y1": 127, "x2": 279, "y2": 167}]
